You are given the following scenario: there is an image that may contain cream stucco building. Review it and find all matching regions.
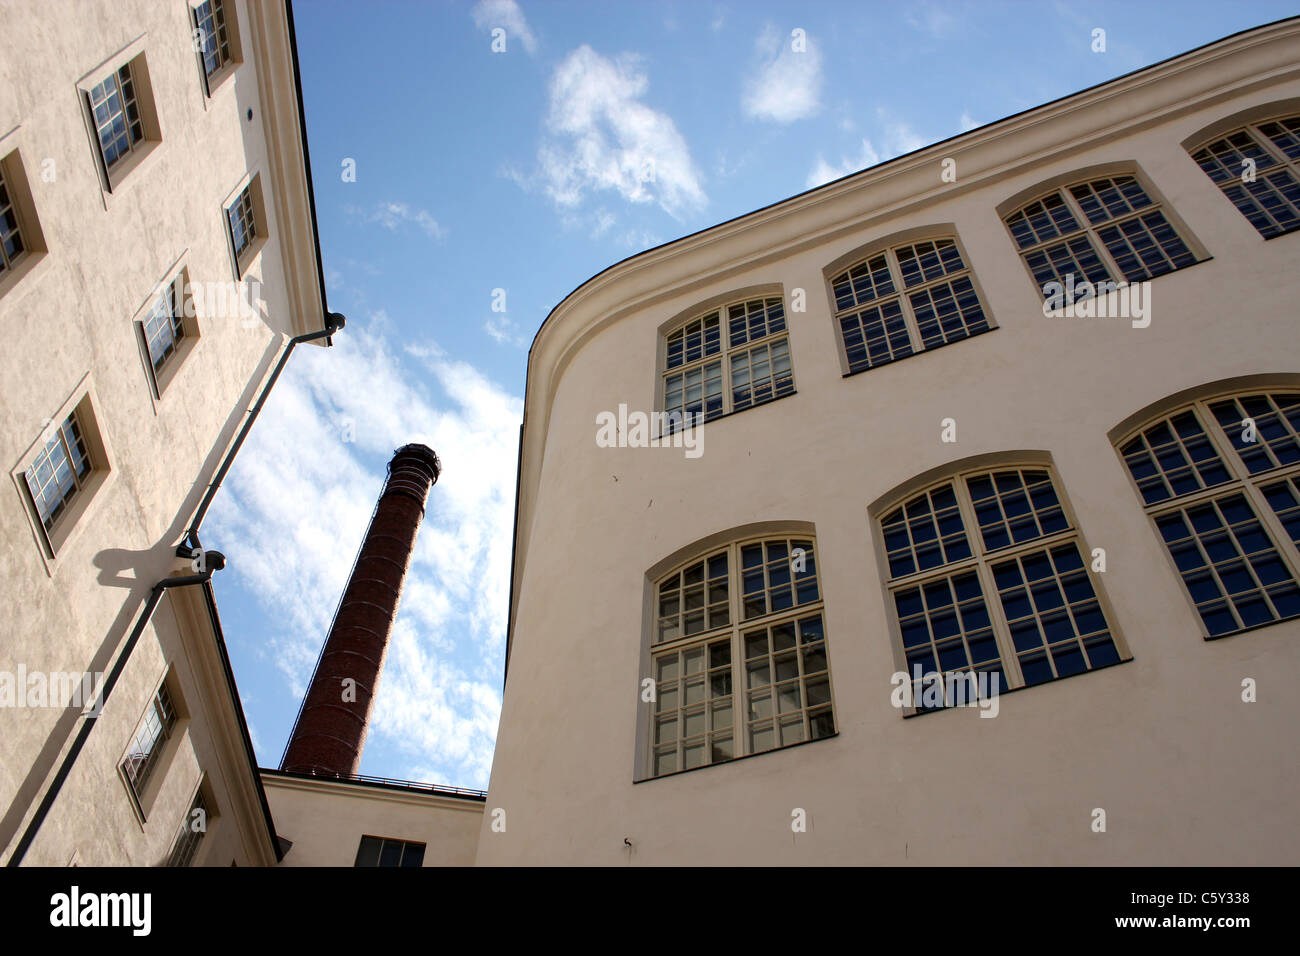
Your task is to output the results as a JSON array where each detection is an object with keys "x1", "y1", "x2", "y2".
[
  {"x1": 4, "y1": 5, "x2": 1297, "y2": 869},
  {"x1": 0, "y1": 0, "x2": 343, "y2": 867},
  {"x1": 479, "y1": 18, "x2": 1300, "y2": 865}
]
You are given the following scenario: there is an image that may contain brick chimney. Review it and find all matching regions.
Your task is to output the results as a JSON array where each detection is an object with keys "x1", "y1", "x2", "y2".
[{"x1": 280, "y1": 444, "x2": 441, "y2": 776}]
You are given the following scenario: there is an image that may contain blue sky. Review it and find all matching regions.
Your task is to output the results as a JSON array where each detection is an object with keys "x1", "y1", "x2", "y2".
[{"x1": 206, "y1": 0, "x2": 1299, "y2": 790}]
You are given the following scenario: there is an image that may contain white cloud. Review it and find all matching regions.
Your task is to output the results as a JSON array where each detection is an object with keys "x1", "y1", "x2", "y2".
[
  {"x1": 906, "y1": 3, "x2": 957, "y2": 37},
  {"x1": 806, "y1": 139, "x2": 881, "y2": 188},
  {"x1": 960, "y1": 111, "x2": 980, "y2": 132},
  {"x1": 209, "y1": 321, "x2": 522, "y2": 788},
  {"x1": 742, "y1": 26, "x2": 823, "y2": 124},
  {"x1": 471, "y1": 0, "x2": 538, "y2": 55},
  {"x1": 805, "y1": 115, "x2": 934, "y2": 188},
  {"x1": 537, "y1": 45, "x2": 706, "y2": 219},
  {"x1": 352, "y1": 201, "x2": 445, "y2": 240},
  {"x1": 483, "y1": 314, "x2": 530, "y2": 347}
]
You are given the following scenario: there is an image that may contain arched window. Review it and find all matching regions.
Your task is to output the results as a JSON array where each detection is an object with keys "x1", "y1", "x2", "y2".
[
  {"x1": 648, "y1": 535, "x2": 833, "y2": 777},
  {"x1": 1188, "y1": 113, "x2": 1300, "y2": 239},
  {"x1": 1003, "y1": 173, "x2": 1199, "y2": 300},
  {"x1": 660, "y1": 295, "x2": 793, "y2": 426},
  {"x1": 829, "y1": 236, "x2": 993, "y2": 375},
  {"x1": 877, "y1": 464, "x2": 1125, "y2": 711},
  {"x1": 1115, "y1": 388, "x2": 1300, "y2": 637}
]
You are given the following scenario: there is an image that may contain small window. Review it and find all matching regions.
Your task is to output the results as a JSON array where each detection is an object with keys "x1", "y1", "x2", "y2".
[
  {"x1": 661, "y1": 296, "x2": 794, "y2": 426},
  {"x1": 354, "y1": 835, "x2": 426, "y2": 867},
  {"x1": 1004, "y1": 173, "x2": 1201, "y2": 301},
  {"x1": 121, "y1": 682, "x2": 177, "y2": 803},
  {"x1": 0, "y1": 147, "x2": 48, "y2": 295},
  {"x1": 223, "y1": 176, "x2": 266, "y2": 278},
  {"x1": 829, "y1": 236, "x2": 993, "y2": 375},
  {"x1": 878, "y1": 465, "x2": 1126, "y2": 711},
  {"x1": 1116, "y1": 389, "x2": 1300, "y2": 638},
  {"x1": 0, "y1": 162, "x2": 27, "y2": 275},
  {"x1": 166, "y1": 789, "x2": 211, "y2": 867},
  {"x1": 191, "y1": 0, "x2": 243, "y2": 95},
  {"x1": 648, "y1": 535, "x2": 834, "y2": 778},
  {"x1": 22, "y1": 411, "x2": 91, "y2": 535},
  {"x1": 12, "y1": 388, "x2": 111, "y2": 561},
  {"x1": 134, "y1": 269, "x2": 198, "y2": 399},
  {"x1": 78, "y1": 49, "x2": 161, "y2": 194},
  {"x1": 88, "y1": 64, "x2": 144, "y2": 172},
  {"x1": 1190, "y1": 115, "x2": 1300, "y2": 239}
]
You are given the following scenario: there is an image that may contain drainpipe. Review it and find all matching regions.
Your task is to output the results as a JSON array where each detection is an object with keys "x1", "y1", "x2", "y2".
[
  {"x1": 7, "y1": 559, "x2": 225, "y2": 866},
  {"x1": 6, "y1": 314, "x2": 345, "y2": 867},
  {"x1": 185, "y1": 314, "x2": 345, "y2": 549}
]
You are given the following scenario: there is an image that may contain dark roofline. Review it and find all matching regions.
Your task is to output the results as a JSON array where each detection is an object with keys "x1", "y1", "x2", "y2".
[
  {"x1": 260, "y1": 768, "x2": 488, "y2": 802},
  {"x1": 285, "y1": 0, "x2": 332, "y2": 344}
]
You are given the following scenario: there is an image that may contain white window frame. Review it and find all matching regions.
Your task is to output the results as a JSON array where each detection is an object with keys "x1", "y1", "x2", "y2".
[
  {"x1": 827, "y1": 233, "x2": 995, "y2": 376},
  {"x1": 190, "y1": 0, "x2": 243, "y2": 98},
  {"x1": 1187, "y1": 112, "x2": 1300, "y2": 240},
  {"x1": 0, "y1": 135, "x2": 50, "y2": 299},
  {"x1": 657, "y1": 295, "x2": 795, "y2": 431},
  {"x1": 1001, "y1": 168, "x2": 1205, "y2": 303},
  {"x1": 76, "y1": 39, "x2": 163, "y2": 201},
  {"x1": 873, "y1": 460, "x2": 1130, "y2": 715},
  {"x1": 222, "y1": 173, "x2": 267, "y2": 279},
  {"x1": 133, "y1": 257, "x2": 200, "y2": 404},
  {"x1": 10, "y1": 379, "x2": 114, "y2": 568},
  {"x1": 1113, "y1": 387, "x2": 1300, "y2": 640},
  {"x1": 643, "y1": 534, "x2": 835, "y2": 780}
]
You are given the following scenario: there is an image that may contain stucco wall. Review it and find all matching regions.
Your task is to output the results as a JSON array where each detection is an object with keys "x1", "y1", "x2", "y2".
[
  {"x1": 0, "y1": 0, "x2": 308, "y2": 866},
  {"x1": 481, "y1": 28, "x2": 1300, "y2": 865},
  {"x1": 264, "y1": 774, "x2": 484, "y2": 867}
]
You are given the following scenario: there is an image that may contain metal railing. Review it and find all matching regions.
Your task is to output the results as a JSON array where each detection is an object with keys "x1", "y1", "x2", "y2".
[{"x1": 281, "y1": 768, "x2": 486, "y2": 800}]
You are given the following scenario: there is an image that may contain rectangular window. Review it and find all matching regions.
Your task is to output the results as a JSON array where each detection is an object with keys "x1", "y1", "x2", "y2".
[
  {"x1": 191, "y1": 0, "x2": 242, "y2": 96},
  {"x1": 121, "y1": 683, "x2": 177, "y2": 800},
  {"x1": 0, "y1": 163, "x2": 26, "y2": 275},
  {"x1": 166, "y1": 790, "x2": 209, "y2": 867},
  {"x1": 87, "y1": 63, "x2": 144, "y2": 172},
  {"x1": 194, "y1": 0, "x2": 232, "y2": 79},
  {"x1": 224, "y1": 176, "x2": 266, "y2": 277},
  {"x1": 23, "y1": 412, "x2": 92, "y2": 532},
  {"x1": 228, "y1": 186, "x2": 255, "y2": 258},
  {"x1": 78, "y1": 48, "x2": 160, "y2": 195},
  {"x1": 354, "y1": 835, "x2": 426, "y2": 867},
  {"x1": 142, "y1": 278, "x2": 185, "y2": 376}
]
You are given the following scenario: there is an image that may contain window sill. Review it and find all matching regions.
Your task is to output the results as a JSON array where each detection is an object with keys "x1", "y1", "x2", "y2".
[
  {"x1": 201, "y1": 60, "x2": 241, "y2": 104},
  {"x1": 842, "y1": 325, "x2": 997, "y2": 380},
  {"x1": 232, "y1": 235, "x2": 266, "y2": 282},
  {"x1": 0, "y1": 248, "x2": 49, "y2": 302},
  {"x1": 99, "y1": 138, "x2": 163, "y2": 212},
  {"x1": 151, "y1": 333, "x2": 201, "y2": 403},
  {"x1": 899, "y1": 654, "x2": 1133, "y2": 719},
  {"x1": 633, "y1": 730, "x2": 839, "y2": 785},
  {"x1": 655, "y1": 388, "x2": 798, "y2": 441}
]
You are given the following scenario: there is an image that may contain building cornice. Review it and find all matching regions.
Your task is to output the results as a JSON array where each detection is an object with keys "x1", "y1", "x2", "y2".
[
  {"x1": 246, "y1": 0, "x2": 328, "y2": 341},
  {"x1": 260, "y1": 770, "x2": 487, "y2": 813}
]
